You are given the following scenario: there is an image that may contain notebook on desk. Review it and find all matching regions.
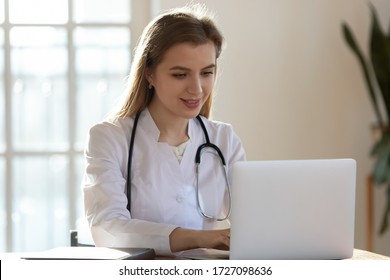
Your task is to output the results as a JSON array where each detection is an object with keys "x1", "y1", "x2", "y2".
[
  {"x1": 229, "y1": 159, "x2": 356, "y2": 260},
  {"x1": 21, "y1": 247, "x2": 156, "y2": 260}
]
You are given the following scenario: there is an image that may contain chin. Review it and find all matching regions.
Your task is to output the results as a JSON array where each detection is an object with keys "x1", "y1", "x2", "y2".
[{"x1": 180, "y1": 110, "x2": 201, "y2": 120}]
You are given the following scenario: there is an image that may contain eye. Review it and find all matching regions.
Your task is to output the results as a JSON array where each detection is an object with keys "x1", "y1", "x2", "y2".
[
  {"x1": 201, "y1": 70, "x2": 214, "y2": 77},
  {"x1": 172, "y1": 73, "x2": 187, "y2": 78}
]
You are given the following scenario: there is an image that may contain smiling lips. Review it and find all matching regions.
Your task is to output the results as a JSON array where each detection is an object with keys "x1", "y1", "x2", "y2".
[{"x1": 181, "y1": 98, "x2": 201, "y2": 109}]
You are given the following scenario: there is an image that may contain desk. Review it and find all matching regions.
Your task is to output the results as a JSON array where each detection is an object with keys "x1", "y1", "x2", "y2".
[
  {"x1": 163, "y1": 248, "x2": 390, "y2": 260},
  {"x1": 349, "y1": 249, "x2": 390, "y2": 260},
  {"x1": 1, "y1": 248, "x2": 389, "y2": 260}
]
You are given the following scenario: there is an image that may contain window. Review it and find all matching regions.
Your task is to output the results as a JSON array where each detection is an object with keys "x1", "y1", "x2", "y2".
[{"x1": 0, "y1": 0, "x2": 144, "y2": 252}]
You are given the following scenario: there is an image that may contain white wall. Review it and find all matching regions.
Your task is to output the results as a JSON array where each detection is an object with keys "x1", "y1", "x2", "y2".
[{"x1": 150, "y1": 0, "x2": 390, "y2": 255}]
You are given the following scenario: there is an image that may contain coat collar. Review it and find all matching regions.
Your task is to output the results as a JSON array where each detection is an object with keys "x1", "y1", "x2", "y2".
[{"x1": 140, "y1": 108, "x2": 197, "y2": 143}]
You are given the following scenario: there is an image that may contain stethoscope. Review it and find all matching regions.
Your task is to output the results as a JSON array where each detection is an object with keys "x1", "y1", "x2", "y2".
[{"x1": 126, "y1": 110, "x2": 231, "y2": 221}]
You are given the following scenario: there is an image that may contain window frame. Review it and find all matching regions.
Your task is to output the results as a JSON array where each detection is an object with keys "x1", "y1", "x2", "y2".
[{"x1": 1, "y1": 0, "x2": 151, "y2": 252}]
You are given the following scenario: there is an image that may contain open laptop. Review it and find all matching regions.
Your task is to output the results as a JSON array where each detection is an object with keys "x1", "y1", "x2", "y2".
[{"x1": 229, "y1": 159, "x2": 356, "y2": 260}]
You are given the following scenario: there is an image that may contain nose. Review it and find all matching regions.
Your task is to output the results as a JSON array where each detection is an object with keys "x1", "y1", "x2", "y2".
[{"x1": 187, "y1": 76, "x2": 202, "y2": 96}]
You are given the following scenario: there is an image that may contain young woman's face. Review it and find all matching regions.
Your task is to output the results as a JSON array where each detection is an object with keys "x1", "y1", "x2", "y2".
[{"x1": 148, "y1": 41, "x2": 217, "y2": 120}]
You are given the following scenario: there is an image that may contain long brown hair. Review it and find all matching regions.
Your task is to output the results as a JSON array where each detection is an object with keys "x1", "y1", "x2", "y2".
[{"x1": 115, "y1": 5, "x2": 223, "y2": 119}]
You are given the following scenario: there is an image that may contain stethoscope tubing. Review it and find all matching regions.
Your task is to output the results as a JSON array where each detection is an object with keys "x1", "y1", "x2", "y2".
[{"x1": 126, "y1": 110, "x2": 230, "y2": 221}]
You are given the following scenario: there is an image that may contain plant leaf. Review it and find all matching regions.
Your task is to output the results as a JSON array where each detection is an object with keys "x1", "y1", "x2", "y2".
[
  {"x1": 369, "y1": 3, "x2": 390, "y2": 121},
  {"x1": 379, "y1": 186, "x2": 390, "y2": 235},
  {"x1": 342, "y1": 22, "x2": 384, "y2": 126},
  {"x1": 372, "y1": 143, "x2": 390, "y2": 185},
  {"x1": 371, "y1": 130, "x2": 390, "y2": 156}
]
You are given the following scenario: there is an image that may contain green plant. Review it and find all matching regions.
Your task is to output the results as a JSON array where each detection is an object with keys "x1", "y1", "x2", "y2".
[{"x1": 342, "y1": 3, "x2": 390, "y2": 235}]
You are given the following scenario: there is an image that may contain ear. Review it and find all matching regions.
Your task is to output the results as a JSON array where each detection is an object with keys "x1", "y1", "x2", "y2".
[{"x1": 145, "y1": 68, "x2": 153, "y2": 85}]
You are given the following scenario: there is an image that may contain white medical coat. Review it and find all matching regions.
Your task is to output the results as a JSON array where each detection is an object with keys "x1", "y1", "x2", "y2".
[{"x1": 82, "y1": 109, "x2": 246, "y2": 255}]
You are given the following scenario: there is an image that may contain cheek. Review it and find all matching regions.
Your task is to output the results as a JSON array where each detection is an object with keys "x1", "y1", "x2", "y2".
[
  {"x1": 203, "y1": 79, "x2": 215, "y2": 95},
  {"x1": 155, "y1": 78, "x2": 181, "y2": 94}
]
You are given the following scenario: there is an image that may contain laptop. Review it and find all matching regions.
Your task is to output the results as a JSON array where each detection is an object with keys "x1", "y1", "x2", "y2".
[{"x1": 229, "y1": 159, "x2": 356, "y2": 260}]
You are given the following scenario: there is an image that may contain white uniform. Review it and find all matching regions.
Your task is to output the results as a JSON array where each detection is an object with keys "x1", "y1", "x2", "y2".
[{"x1": 82, "y1": 109, "x2": 246, "y2": 256}]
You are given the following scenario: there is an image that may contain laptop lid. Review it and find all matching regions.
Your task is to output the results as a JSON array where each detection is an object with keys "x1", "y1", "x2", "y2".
[{"x1": 229, "y1": 159, "x2": 356, "y2": 260}]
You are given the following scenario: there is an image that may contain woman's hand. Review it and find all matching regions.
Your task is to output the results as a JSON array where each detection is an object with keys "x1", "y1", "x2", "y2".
[
  {"x1": 198, "y1": 228, "x2": 230, "y2": 250},
  {"x1": 169, "y1": 227, "x2": 230, "y2": 252}
]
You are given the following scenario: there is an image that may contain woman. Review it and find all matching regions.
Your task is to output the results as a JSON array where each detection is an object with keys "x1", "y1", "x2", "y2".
[{"x1": 82, "y1": 5, "x2": 246, "y2": 256}]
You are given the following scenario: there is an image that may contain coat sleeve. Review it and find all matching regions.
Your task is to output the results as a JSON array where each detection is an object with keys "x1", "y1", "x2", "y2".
[
  {"x1": 82, "y1": 122, "x2": 177, "y2": 256},
  {"x1": 221, "y1": 122, "x2": 246, "y2": 223},
  {"x1": 203, "y1": 119, "x2": 246, "y2": 226},
  {"x1": 227, "y1": 124, "x2": 246, "y2": 169}
]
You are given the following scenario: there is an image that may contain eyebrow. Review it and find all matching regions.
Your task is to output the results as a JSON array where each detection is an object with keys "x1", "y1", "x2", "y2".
[{"x1": 169, "y1": 64, "x2": 216, "y2": 71}]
